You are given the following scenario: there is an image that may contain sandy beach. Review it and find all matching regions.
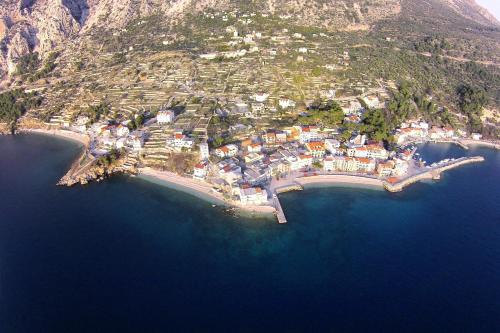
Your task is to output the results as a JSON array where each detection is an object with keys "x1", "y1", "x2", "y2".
[
  {"x1": 295, "y1": 174, "x2": 384, "y2": 189},
  {"x1": 138, "y1": 167, "x2": 226, "y2": 204},
  {"x1": 138, "y1": 167, "x2": 277, "y2": 215},
  {"x1": 21, "y1": 128, "x2": 90, "y2": 147}
]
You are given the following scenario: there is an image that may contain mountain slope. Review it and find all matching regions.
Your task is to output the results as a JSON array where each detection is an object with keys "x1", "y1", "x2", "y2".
[{"x1": 1, "y1": 0, "x2": 497, "y2": 76}]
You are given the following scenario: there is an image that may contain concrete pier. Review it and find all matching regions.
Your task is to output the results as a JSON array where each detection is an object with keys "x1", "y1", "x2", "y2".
[{"x1": 273, "y1": 194, "x2": 288, "y2": 224}]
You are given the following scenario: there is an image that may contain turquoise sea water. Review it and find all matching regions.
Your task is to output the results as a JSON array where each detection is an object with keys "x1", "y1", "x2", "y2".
[{"x1": 0, "y1": 134, "x2": 499, "y2": 332}]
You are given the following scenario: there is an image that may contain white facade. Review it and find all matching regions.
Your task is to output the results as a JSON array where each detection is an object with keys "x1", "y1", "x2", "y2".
[
  {"x1": 116, "y1": 125, "x2": 130, "y2": 137},
  {"x1": 238, "y1": 187, "x2": 268, "y2": 206},
  {"x1": 193, "y1": 162, "x2": 208, "y2": 180},
  {"x1": 254, "y1": 93, "x2": 269, "y2": 102},
  {"x1": 325, "y1": 139, "x2": 341, "y2": 155},
  {"x1": 297, "y1": 126, "x2": 320, "y2": 144},
  {"x1": 215, "y1": 144, "x2": 239, "y2": 158},
  {"x1": 199, "y1": 142, "x2": 210, "y2": 160},
  {"x1": 279, "y1": 98, "x2": 296, "y2": 109},
  {"x1": 157, "y1": 110, "x2": 175, "y2": 124}
]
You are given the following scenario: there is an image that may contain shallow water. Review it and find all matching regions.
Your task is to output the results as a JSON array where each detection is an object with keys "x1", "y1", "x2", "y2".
[{"x1": 0, "y1": 135, "x2": 499, "y2": 332}]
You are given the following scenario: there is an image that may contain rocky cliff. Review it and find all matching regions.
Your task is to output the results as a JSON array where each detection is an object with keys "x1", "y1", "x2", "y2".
[{"x1": 0, "y1": 0, "x2": 498, "y2": 78}]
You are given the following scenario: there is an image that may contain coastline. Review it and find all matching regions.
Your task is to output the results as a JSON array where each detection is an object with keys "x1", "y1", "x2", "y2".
[
  {"x1": 19, "y1": 128, "x2": 90, "y2": 147},
  {"x1": 138, "y1": 167, "x2": 277, "y2": 216},
  {"x1": 138, "y1": 167, "x2": 226, "y2": 205},
  {"x1": 14, "y1": 130, "x2": 496, "y2": 222},
  {"x1": 459, "y1": 139, "x2": 500, "y2": 150}
]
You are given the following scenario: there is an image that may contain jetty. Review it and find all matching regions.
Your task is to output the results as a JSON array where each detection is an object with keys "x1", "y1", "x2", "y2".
[
  {"x1": 384, "y1": 156, "x2": 485, "y2": 192},
  {"x1": 275, "y1": 184, "x2": 303, "y2": 194},
  {"x1": 273, "y1": 194, "x2": 288, "y2": 224}
]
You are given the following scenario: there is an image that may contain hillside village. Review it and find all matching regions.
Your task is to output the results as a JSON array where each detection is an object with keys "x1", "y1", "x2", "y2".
[{"x1": 1, "y1": 9, "x2": 498, "y2": 211}]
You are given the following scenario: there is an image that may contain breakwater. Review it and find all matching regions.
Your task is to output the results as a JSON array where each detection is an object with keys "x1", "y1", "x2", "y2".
[{"x1": 384, "y1": 156, "x2": 485, "y2": 192}]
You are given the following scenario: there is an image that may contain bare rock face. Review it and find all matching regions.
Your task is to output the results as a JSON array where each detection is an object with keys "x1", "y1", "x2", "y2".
[
  {"x1": 6, "y1": 27, "x2": 33, "y2": 74},
  {"x1": 0, "y1": 0, "x2": 498, "y2": 77},
  {"x1": 0, "y1": 0, "x2": 82, "y2": 75},
  {"x1": 0, "y1": 18, "x2": 9, "y2": 41},
  {"x1": 31, "y1": 0, "x2": 82, "y2": 55}
]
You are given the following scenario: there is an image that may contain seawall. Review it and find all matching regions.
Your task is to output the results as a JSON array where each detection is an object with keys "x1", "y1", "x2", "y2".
[{"x1": 384, "y1": 156, "x2": 485, "y2": 192}]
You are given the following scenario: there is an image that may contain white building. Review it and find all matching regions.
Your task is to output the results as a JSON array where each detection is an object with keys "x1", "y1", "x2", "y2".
[
  {"x1": 157, "y1": 110, "x2": 175, "y2": 124},
  {"x1": 347, "y1": 145, "x2": 388, "y2": 160},
  {"x1": 215, "y1": 144, "x2": 239, "y2": 158},
  {"x1": 254, "y1": 92, "x2": 269, "y2": 102},
  {"x1": 200, "y1": 53, "x2": 218, "y2": 60},
  {"x1": 349, "y1": 134, "x2": 366, "y2": 147},
  {"x1": 193, "y1": 162, "x2": 209, "y2": 180},
  {"x1": 248, "y1": 143, "x2": 262, "y2": 153},
  {"x1": 325, "y1": 139, "x2": 341, "y2": 155},
  {"x1": 471, "y1": 133, "x2": 483, "y2": 140},
  {"x1": 342, "y1": 100, "x2": 362, "y2": 115},
  {"x1": 238, "y1": 187, "x2": 268, "y2": 206},
  {"x1": 362, "y1": 96, "x2": 381, "y2": 109},
  {"x1": 279, "y1": 97, "x2": 296, "y2": 109},
  {"x1": 297, "y1": 126, "x2": 320, "y2": 144},
  {"x1": 199, "y1": 142, "x2": 210, "y2": 160},
  {"x1": 116, "y1": 124, "x2": 130, "y2": 137},
  {"x1": 131, "y1": 136, "x2": 144, "y2": 151},
  {"x1": 166, "y1": 131, "x2": 194, "y2": 151},
  {"x1": 116, "y1": 137, "x2": 127, "y2": 149},
  {"x1": 305, "y1": 142, "x2": 326, "y2": 159}
]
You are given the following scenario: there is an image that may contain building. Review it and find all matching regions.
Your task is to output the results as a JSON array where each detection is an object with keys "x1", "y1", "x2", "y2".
[
  {"x1": 215, "y1": 144, "x2": 239, "y2": 158},
  {"x1": 244, "y1": 164, "x2": 270, "y2": 185},
  {"x1": 325, "y1": 139, "x2": 341, "y2": 155},
  {"x1": 193, "y1": 161, "x2": 209, "y2": 180},
  {"x1": 348, "y1": 134, "x2": 366, "y2": 147},
  {"x1": 116, "y1": 124, "x2": 130, "y2": 137},
  {"x1": 354, "y1": 158, "x2": 376, "y2": 173},
  {"x1": 218, "y1": 159, "x2": 242, "y2": 184},
  {"x1": 157, "y1": 110, "x2": 175, "y2": 124},
  {"x1": 362, "y1": 96, "x2": 381, "y2": 109},
  {"x1": 244, "y1": 152, "x2": 264, "y2": 164},
  {"x1": 199, "y1": 142, "x2": 210, "y2": 160},
  {"x1": 254, "y1": 92, "x2": 269, "y2": 102},
  {"x1": 325, "y1": 156, "x2": 357, "y2": 172},
  {"x1": 166, "y1": 131, "x2": 195, "y2": 151},
  {"x1": 131, "y1": 135, "x2": 144, "y2": 151},
  {"x1": 472, "y1": 133, "x2": 483, "y2": 140},
  {"x1": 297, "y1": 154, "x2": 313, "y2": 169},
  {"x1": 396, "y1": 127, "x2": 426, "y2": 144},
  {"x1": 276, "y1": 132, "x2": 287, "y2": 143},
  {"x1": 297, "y1": 126, "x2": 320, "y2": 144},
  {"x1": 394, "y1": 159, "x2": 409, "y2": 176},
  {"x1": 238, "y1": 186, "x2": 268, "y2": 206},
  {"x1": 262, "y1": 131, "x2": 277, "y2": 145},
  {"x1": 341, "y1": 100, "x2": 362, "y2": 115},
  {"x1": 323, "y1": 156, "x2": 335, "y2": 172},
  {"x1": 248, "y1": 143, "x2": 262, "y2": 153},
  {"x1": 116, "y1": 137, "x2": 127, "y2": 149},
  {"x1": 347, "y1": 145, "x2": 388, "y2": 160},
  {"x1": 278, "y1": 97, "x2": 296, "y2": 109},
  {"x1": 377, "y1": 160, "x2": 395, "y2": 177},
  {"x1": 305, "y1": 141, "x2": 326, "y2": 159}
]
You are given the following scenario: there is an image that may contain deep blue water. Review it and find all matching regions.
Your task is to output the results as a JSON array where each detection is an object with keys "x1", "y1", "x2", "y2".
[{"x1": 0, "y1": 135, "x2": 499, "y2": 333}]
